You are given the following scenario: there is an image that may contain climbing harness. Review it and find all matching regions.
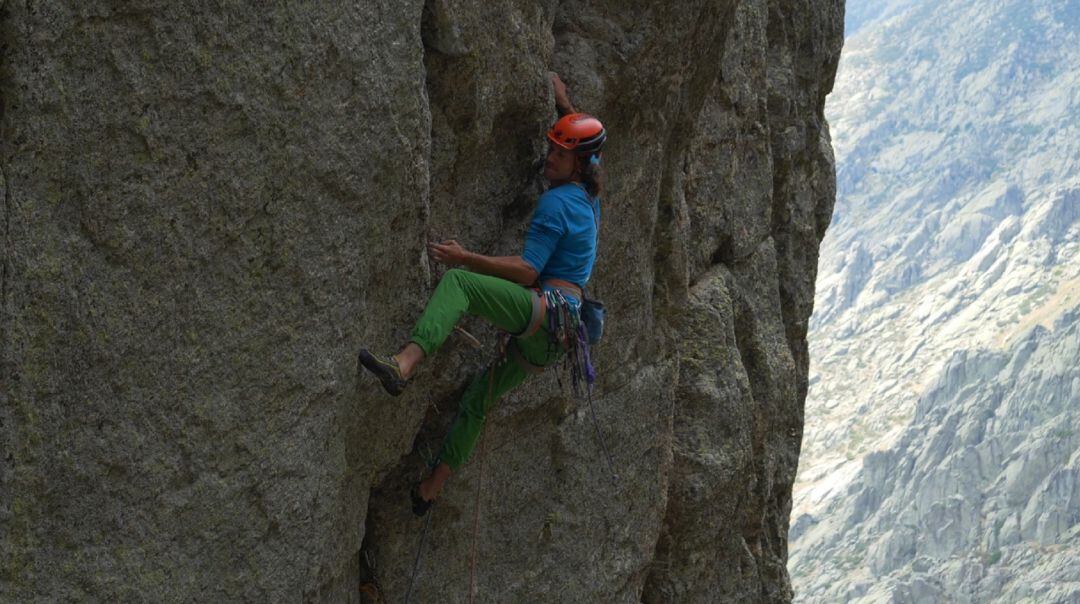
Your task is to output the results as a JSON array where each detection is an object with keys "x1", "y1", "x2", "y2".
[{"x1": 509, "y1": 290, "x2": 546, "y2": 339}]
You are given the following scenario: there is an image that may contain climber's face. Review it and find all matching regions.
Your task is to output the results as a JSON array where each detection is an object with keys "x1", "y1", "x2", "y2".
[{"x1": 544, "y1": 142, "x2": 579, "y2": 182}]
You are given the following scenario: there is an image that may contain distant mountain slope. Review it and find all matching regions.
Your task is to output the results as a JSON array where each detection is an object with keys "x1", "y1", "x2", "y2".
[
  {"x1": 792, "y1": 0, "x2": 1080, "y2": 600},
  {"x1": 792, "y1": 308, "x2": 1080, "y2": 603}
]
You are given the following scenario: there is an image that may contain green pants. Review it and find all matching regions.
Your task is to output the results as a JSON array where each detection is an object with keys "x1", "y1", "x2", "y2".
[{"x1": 410, "y1": 268, "x2": 561, "y2": 470}]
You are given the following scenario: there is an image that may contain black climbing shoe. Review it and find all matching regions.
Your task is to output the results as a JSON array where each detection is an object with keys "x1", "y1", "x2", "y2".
[
  {"x1": 410, "y1": 485, "x2": 433, "y2": 517},
  {"x1": 358, "y1": 349, "x2": 408, "y2": 396}
]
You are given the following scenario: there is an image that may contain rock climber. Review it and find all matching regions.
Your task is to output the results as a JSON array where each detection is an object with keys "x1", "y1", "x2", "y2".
[{"x1": 358, "y1": 73, "x2": 606, "y2": 516}]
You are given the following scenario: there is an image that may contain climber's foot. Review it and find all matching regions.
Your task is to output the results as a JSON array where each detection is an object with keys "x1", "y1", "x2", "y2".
[
  {"x1": 417, "y1": 462, "x2": 451, "y2": 503},
  {"x1": 410, "y1": 485, "x2": 433, "y2": 517},
  {"x1": 358, "y1": 348, "x2": 408, "y2": 396},
  {"x1": 393, "y1": 342, "x2": 425, "y2": 380}
]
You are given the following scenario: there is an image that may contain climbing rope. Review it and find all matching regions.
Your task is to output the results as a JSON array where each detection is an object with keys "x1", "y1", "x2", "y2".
[
  {"x1": 467, "y1": 369, "x2": 495, "y2": 604},
  {"x1": 404, "y1": 506, "x2": 434, "y2": 604},
  {"x1": 586, "y1": 384, "x2": 618, "y2": 484}
]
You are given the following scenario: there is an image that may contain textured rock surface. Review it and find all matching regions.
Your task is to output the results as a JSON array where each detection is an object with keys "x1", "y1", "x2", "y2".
[{"x1": 1, "y1": 1, "x2": 841, "y2": 601}]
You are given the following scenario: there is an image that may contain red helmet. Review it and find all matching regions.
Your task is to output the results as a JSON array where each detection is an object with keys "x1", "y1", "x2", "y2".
[{"x1": 547, "y1": 113, "x2": 606, "y2": 156}]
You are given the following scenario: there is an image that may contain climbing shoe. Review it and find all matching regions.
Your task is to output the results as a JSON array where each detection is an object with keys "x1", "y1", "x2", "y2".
[
  {"x1": 358, "y1": 349, "x2": 408, "y2": 396},
  {"x1": 410, "y1": 485, "x2": 433, "y2": 517}
]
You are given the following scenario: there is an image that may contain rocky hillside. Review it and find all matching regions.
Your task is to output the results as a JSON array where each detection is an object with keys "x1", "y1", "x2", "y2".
[
  {"x1": 791, "y1": 0, "x2": 1079, "y2": 601},
  {"x1": 792, "y1": 309, "x2": 1080, "y2": 602},
  {"x1": 1, "y1": 2, "x2": 842, "y2": 602}
]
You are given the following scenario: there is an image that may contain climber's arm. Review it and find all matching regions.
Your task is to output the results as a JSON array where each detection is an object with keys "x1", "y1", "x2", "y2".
[
  {"x1": 551, "y1": 72, "x2": 577, "y2": 116},
  {"x1": 428, "y1": 240, "x2": 538, "y2": 285},
  {"x1": 463, "y1": 252, "x2": 538, "y2": 285}
]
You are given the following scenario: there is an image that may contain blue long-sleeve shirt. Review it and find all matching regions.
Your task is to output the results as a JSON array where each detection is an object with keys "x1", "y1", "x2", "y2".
[{"x1": 521, "y1": 183, "x2": 599, "y2": 306}]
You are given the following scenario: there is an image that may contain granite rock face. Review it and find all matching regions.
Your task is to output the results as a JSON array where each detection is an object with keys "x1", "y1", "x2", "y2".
[{"x1": 0, "y1": 1, "x2": 841, "y2": 601}]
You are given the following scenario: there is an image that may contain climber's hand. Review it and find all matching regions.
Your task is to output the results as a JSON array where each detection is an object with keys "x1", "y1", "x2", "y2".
[
  {"x1": 428, "y1": 239, "x2": 469, "y2": 266},
  {"x1": 550, "y1": 72, "x2": 575, "y2": 115}
]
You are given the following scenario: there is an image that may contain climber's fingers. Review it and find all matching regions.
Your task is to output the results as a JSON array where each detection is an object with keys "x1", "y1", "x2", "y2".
[{"x1": 427, "y1": 240, "x2": 466, "y2": 265}]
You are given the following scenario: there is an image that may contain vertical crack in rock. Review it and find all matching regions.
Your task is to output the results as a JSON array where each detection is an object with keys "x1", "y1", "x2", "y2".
[
  {"x1": 0, "y1": 159, "x2": 11, "y2": 603},
  {"x1": 353, "y1": 2, "x2": 437, "y2": 600},
  {"x1": 648, "y1": 1, "x2": 736, "y2": 314},
  {"x1": 1, "y1": 165, "x2": 9, "y2": 358},
  {"x1": 0, "y1": 3, "x2": 19, "y2": 592},
  {"x1": 1, "y1": 0, "x2": 11, "y2": 351}
]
